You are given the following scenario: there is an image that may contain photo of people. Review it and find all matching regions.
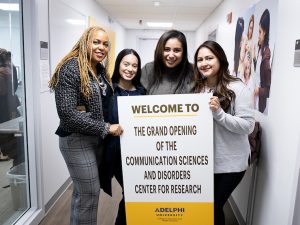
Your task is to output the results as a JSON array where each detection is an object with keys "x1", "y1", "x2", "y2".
[{"x1": 232, "y1": 0, "x2": 277, "y2": 115}]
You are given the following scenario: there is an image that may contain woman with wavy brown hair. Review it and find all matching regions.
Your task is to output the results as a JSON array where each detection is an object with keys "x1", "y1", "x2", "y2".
[{"x1": 194, "y1": 40, "x2": 255, "y2": 225}]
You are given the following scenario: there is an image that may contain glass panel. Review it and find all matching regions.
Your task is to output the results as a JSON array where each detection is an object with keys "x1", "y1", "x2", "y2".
[{"x1": 0, "y1": 0, "x2": 29, "y2": 224}]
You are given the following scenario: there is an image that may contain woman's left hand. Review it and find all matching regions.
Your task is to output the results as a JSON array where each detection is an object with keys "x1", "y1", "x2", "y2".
[{"x1": 209, "y1": 96, "x2": 220, "y2": 112}]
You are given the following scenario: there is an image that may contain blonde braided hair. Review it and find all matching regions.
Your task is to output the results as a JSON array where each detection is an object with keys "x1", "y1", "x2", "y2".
[{"x1": 49, "y1": 26, "x2": 110, "y2": 98}]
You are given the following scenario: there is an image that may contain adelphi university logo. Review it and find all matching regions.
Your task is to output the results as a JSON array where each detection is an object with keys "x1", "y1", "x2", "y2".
[
  {"x1": 155, "y1": 207, "x2": 185, "y2": 222},
  {"x1": 155, "y1": 208, "x2": 185, "y2": 213}
]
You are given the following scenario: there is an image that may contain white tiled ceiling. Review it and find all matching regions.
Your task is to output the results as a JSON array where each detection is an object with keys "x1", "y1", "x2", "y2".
[{"x1": 96, "y1": 0, "x2": 223, "y2": 31}]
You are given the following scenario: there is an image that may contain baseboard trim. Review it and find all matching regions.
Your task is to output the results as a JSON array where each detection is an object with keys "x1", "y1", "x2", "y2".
[
  {"x1": 228, "y1": 195, "x2": 246, "y2": 225},
  {"x1": 45, "y1": 177, "x2": 72, "y2": 213}
]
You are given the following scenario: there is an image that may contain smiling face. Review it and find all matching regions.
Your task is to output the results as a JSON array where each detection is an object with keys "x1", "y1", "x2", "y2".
[
  {"x1": 163, "y1": 38, "x2": 183, "y2": 68},
  {"x1": 88, "y1": 29, "x2": 109, "y2": 70},
  {"x1": 196, "y1": 47, "x2": 220, "y2": 84},
  {"x1": 119, "y1": 53, "x2": 138, "y2": 83}
]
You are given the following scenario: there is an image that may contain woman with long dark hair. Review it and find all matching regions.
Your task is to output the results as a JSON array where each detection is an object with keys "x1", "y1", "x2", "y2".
[
  {"x1": 194, "y1": 40, "x2": 255, "y2": 225},
  {"x1": 254, "y1": 9, "x2": 271, "y2": 113},
  {"x1": 101, "y1": 49, "x2": 145, "y2": 225},
  {"x1": 233, "y1": 17, "x2": 244, "y2": 76},
  {"x1": 141, "y1": 29, "x2": 194, "y2": 94}
]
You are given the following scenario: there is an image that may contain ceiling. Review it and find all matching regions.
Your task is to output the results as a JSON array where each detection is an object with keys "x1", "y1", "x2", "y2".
[{"x1": 96, "y1": 0, "x2": 223, "y2": 31}]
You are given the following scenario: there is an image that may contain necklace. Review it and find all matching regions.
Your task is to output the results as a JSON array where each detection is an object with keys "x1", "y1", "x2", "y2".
[
  {"x1": 97, "y1": 75, "x2": 107, "y2": 96},
  {"x1": 90, "y1": 64, "x2": 110, "y2": 96}
]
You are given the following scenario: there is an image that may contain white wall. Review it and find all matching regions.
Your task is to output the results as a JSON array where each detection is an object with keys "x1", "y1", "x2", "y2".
[
  {"x1": 293, "y1": 167, "x2": 300, "y2": 224},
  {"x1": 125, "y1": 29, "x2": 196, "y2": 65},
  {"x1": 256, "y1": 1, "x2": 300, "y2": 223},
  {"x1": 61, "y1": 0, "x2": 125, "y2": 56},
  {"x1": 196, "y1": 0, "x2": 300, "y2": 224}
]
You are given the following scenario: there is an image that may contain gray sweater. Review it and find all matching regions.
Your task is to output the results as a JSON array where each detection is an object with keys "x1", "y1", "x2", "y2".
[
  {"x1": 141, "y1": 62, "x2": 194, "y2": 94},
  {"x1": 212, "y1": 80, "x2": 255, "y2": 173}
]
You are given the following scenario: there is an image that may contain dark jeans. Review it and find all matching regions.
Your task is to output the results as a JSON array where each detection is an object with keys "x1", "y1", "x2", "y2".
[{"x1": 214, "y1": 171, "x2": 246, "y2": 225}]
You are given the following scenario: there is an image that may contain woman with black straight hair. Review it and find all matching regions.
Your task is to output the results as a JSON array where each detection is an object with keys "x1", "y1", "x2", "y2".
[{"x1": 141, "y1": 29, "x2": 194, "y2": 95}]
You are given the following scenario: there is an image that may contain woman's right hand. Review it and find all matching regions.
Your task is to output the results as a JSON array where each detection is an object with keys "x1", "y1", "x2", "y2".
[
  {"x1": 109, "y1": 124, "x2": 124, "y2": 136},
  {"x1": 209, "y1": 96, "x2": 221, "y2": 112}
]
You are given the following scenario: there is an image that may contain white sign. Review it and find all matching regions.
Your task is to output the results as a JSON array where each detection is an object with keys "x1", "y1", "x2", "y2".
[{"x1": 118, "y1": 94, "x2": 214, "y2": 225}]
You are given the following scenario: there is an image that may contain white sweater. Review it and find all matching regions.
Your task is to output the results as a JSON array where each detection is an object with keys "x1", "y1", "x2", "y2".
[{"x1": 212, "y1": 80, "x2": 255, "y2": 173}]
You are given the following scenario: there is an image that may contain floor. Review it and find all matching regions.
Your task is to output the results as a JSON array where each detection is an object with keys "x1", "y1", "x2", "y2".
[
  {"x1": 39, "y1": 178, "x2": 239, "y2": 225},
  {"x1": 0, "y1": 159, "x2": 26, "y2": 225},
  {"x1": 224, "y1": 201, "x2": 239, "y2": 225},
  {"x1": 39, "y1": 178, "x2": 122, "y2": 225}
]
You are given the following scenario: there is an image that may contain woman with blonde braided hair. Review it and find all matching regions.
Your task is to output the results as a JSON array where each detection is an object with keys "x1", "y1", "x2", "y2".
[{"x1": 49, "y1": 26, "x2": 123, "y2": 225}]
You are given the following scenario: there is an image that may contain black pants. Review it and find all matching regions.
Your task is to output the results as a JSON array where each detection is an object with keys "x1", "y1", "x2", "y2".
[{"x1": 214, "y1": 171, "x2": 245, "y2": 225}]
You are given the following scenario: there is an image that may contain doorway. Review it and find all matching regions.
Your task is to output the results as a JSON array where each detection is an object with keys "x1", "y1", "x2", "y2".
[
  {"x1": 137, "y1": 37, "x2": 158, "y2": 67},
  {"x1": 0, "y1": 1, "x2": 30, "y2": 223}
]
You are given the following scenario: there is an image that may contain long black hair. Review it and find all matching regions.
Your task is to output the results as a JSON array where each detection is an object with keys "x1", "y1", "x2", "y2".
[
  {"x1": 233, "y1": 17, "x2": 244, "y2": 76},
  {"x1": 111, "y1": 48, "x2": 142, "y2": 88},
  {"x1": 259, "y1": 9, "x2": 270, "y2": 49},
  {"x1": 149, "y1": 29, "x2": 193, "y2": 93}
]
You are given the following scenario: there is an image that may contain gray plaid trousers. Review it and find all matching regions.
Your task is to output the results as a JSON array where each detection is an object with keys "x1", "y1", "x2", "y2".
[{"x1": 59, "y1": 133, "x2": 101, "y2": 225}]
